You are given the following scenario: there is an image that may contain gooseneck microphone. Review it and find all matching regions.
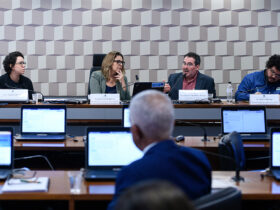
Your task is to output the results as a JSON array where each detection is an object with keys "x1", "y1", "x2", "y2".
[
  {"x1": 236, "y1": 84, "x2": 267, "y2": 94},
  {"x1": 123, "y1": 75, "x2": 139, "y2": 89},
  {"x1": 201, "y1": 149, "x2": 244, "y2": 182},
  {"x1": 176, "y1": 120, "x2": 209, "y2": 142},
  {"x1": 168, "y1": 73, "x2": 184, "y2": 98}
]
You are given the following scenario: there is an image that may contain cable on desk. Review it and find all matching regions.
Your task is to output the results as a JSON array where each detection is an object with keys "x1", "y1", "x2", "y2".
[
  {"x1": 15, "y1": 155, "x2": 54, "y2": 171},
  {"x1": 247, "y1": 156, "x2": 270, "y2": 161}
]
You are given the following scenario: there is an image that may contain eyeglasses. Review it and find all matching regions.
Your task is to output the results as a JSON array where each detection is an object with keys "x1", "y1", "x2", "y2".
[
  {"x1": 182, "y1": 62, "x2": 194, "y2": 67},
  {"x1": 114, "y1": 60, "x2": 125, "y2": 65},
  {"x1": 15, "y1": 62, "x2": 26, "y2": 65},
  {"x1": 270, "y1": 68, "x2": 280, "y2": 78},
  {"x1": 7, "y1": 170, "x2": 37, "y2": 185}
]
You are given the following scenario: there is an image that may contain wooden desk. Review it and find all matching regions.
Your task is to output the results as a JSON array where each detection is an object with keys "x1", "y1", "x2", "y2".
[{"x1": 0, "y1": 170, "x2": 279, "y2": 210}]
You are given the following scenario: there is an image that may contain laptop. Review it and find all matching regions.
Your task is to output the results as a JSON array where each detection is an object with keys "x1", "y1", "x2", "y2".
[
  {"x1": 270, "y1": 128, "x2": 280, "y2": 180},
  {"x1": 84, "y1": 127, "x2": 143, "y2": 180},
  {"x1": 44, "y1": 96, "x2": 88, "y2": 104},
  {"x1": 0, "y1": 128, "x2": 13, "y2": 179},
  {"x1": 221, "y1": 106, "x2": 269, "y2": 141},
  {"x1": 122, "y1": 105, "x2": 131, "y2": 128},
  {"x1": 16, "y1": 105, "x2": 67, "y2": 141},
  {"x1": 132, "y1": 82, "x2": 164, "y2": 97}
]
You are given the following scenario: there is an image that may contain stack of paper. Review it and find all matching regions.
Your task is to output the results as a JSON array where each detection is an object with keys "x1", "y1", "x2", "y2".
[{"x1": 2, "y1": 177, "x2": 49, "y2": 192}]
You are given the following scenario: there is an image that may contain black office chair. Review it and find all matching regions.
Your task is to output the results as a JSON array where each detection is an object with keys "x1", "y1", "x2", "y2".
[
  {"x1": 193, "y1": 187, "x2": 241, "y2": 210},
  {"x1": 88, "y1": 53, "x2": 106, "y2": 94},
  {"x1": 219, "y1": 131, "x2": 246, "y2": 181},
  {"x1": 218, "y1": 131, "x2": 246, "y2": 171}
]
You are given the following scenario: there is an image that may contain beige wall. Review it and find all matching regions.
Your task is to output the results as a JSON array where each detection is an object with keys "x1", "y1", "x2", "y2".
[{"x1": 0, "y1": 0, "x2": 279, "y2": 96}]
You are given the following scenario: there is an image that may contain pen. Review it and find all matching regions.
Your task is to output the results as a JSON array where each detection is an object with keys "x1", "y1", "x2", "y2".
[{"x1": 20, "y1": 179, "x2": 41, "y2": 184}]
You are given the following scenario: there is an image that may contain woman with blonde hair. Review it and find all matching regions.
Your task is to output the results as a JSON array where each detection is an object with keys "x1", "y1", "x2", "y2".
[{"x1": 89, "y1": 51, "x2": 130, "y2": 100}]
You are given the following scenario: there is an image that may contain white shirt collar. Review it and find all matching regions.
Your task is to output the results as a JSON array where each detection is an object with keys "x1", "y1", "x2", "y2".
[{"x1": 142, "y1": 142, "x2": 157, "y2": 155}]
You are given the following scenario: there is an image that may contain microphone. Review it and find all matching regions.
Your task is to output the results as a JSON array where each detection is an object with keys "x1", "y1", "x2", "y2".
[
  {"x1": 168, "y1": 73, "x2": 184, "y2": 99},
  {"x1": 123, "y1": 75, "x2": 139, "y2": 89},
  {"x1": 202, "y1": 149, "x2": 244, "y2": 182},
  {"x1": 176, "y1": 120, "x2": 209, "y2": 142},
  {"x1": 236, "y1": 85, "x2": 267, "y2": 94}
]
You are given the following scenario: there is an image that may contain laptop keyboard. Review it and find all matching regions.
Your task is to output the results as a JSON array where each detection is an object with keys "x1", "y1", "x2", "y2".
[
  {"x1": 241, "y1": 135, "x2": 270, "y2": 141},
  {"x1": 273, "y1": 170, "x2": 280, "y2": 180},
  {"x1": 16, "y1": 134, "x2": 65, "y2": 140},
  {"x1": 85, "y1": 170, "x2": 119, "y2": 179}
]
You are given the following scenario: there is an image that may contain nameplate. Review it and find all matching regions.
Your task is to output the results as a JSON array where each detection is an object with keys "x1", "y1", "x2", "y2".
[
  {"x1": 0, "y1": 89, "x2": 29, "y2": 102},
  {"x1": 249, "y1": 94, "x2": 280, "y2": 105},
  {"x1": 89, "y1": 94, "x2": 120, "y2": 105},
  {"x1": 179, "y1": 90, "x2": 208, "y2": 101}
]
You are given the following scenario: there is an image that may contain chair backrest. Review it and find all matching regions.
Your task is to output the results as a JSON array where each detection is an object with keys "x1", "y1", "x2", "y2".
[
  {"x1": 88, "y1": 54, "x2": 106, "y2": 94},
  {"x1": 218, "y1": 131, "x2": 246, "y2": 171},
  {"x1": 193, "y1": 187, "x2": 241, "y2": 210}
]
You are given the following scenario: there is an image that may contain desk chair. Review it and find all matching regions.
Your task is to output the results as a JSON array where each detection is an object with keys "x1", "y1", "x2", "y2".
[
  {"x1": 88, "y1": 54, "x2": 106, "y2": 94},
  {"x1": 193, "y1": 187, "x2": 241, "y2": 210},
  {"x1": 218, "y1": 131, "x2": 246, "y2": 171}
]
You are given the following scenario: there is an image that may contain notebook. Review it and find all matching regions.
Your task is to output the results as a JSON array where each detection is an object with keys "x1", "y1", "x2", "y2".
[
  {"x1": 132, "y1": 82, "x2": 164, "y2": 97},
  {"x1": 122, "y1": 105, "x2": 131, "y2": 128},
  {"x1": 16, "y1": 105, "x2": 66, "y2": 141},
  {"x1": 0, "y1": 128, "x2": 13, "y2": 179},
  {"x1": 270, "y1": 128, "x2": 280, "y2": 180},
  {"x1": 2, "y1": 177, "x2": 49, "y2": 192},
  {"x1": 221, "y1": 106, "x2": 269, "y2": 140},
  {"x1": 84, "y1": 127, "x2": 143, "y2": 180}
]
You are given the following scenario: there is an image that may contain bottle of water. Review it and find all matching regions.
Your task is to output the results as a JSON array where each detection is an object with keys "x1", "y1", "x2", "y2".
[{"x1": 226, "y1": 82, "x2": 233, "y2": 103}]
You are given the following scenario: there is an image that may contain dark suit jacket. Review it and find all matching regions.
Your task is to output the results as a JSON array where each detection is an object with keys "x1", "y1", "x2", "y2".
[
  {"x1": 107, "y1": 140, "x2": 211, "y2": 210},
  {"x1": 168, "y1": 72, "x2": 216, "y2": 100}
]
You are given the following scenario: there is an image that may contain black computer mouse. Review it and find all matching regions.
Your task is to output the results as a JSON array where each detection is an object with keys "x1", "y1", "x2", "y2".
[{"x1": 175, "y1": 135, "x2": 184, "y2": 142}]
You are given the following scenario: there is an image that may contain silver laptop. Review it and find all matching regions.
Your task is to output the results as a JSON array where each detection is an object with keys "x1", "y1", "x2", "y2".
[
  {"x1": 16, "y1": 105, "x2": 66, "y2": 141},
  {"x1": 221, "y1": 106, "x2": 269, "y2": 140},
  {"x1": 270, "y1": 128, "x2": 280, "y2": 180},
  {"x1": 84, "y1": 127, "x2": 143, "y2": 180},
  {"x1": 0, "y1": 128, "x2": 13, "y2": 179}
]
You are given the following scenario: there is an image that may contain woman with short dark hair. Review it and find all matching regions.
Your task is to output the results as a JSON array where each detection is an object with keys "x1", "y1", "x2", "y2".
[
  {"x1": 0, "y1": 51, "x2": 33, "y2": 95},
  {"x1": 89, "y1": 51, "x2": 130, "y2": 100}
]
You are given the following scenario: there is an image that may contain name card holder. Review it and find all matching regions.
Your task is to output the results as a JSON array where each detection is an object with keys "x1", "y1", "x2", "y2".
[
  {"x1": 0, "y1": 89, "x2": 29, "y2": 102},
  {"x1": 179, "y1": 90, "x2": 208, "y2": 101},
  {"x1": 89, "y1": 94, "x2": 120, "y2": 105},
  {"x1": 249, "y1": 94, "x2": 280, "y2": 105}
]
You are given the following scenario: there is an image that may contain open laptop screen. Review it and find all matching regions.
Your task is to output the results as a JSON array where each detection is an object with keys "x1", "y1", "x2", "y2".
[
  {"x1": 0, "y1": 130, "x2": 12, "y2": 167},
  {"x1": 21, "y1": 106, "x2": 66, "y2": 134},
  {"x1": 122, "y1": 105, "x2": 131, "y2": 128},
  {"x1": 87, "y1": 129, "x2": 143, "y2": 167},
  {"x1": 271, "y1": 130, "x2": 280, "y2": 168},
  {"x1": 222, "y1": 107, "x2": 266, "y2": 134}
]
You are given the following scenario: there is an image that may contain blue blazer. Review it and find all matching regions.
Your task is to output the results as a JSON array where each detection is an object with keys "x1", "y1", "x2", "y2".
[
  {"x1": 168, "y1": 72, "x2": 216, "y2": 100},
  {"x1": 107, "y1": 140, "x2": 211, "y2": 210}
]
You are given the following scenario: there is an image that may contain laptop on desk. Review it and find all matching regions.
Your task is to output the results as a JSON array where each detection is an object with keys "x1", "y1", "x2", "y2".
[
  {"x1": 122, "y1": 105, "x2": 131, "y2": 128},
  {"x1": 0, "y1": 128, "x2": 13, "y2": 179},
  {"x1": 16, "y1": 105, "x2": 67, "y2": 141},
  {"x1": 270, "y1": 128, "x2": 280, "y2": 180},
  {"x1": 221, "y1": 106, "x2": 269, "y2": 141},
  {"x1": 132, "y1": 82, "x2": 164, "y2": 97},
  {"x1": 84, "y1": 127, "x2": 143, "y2": 180}
]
